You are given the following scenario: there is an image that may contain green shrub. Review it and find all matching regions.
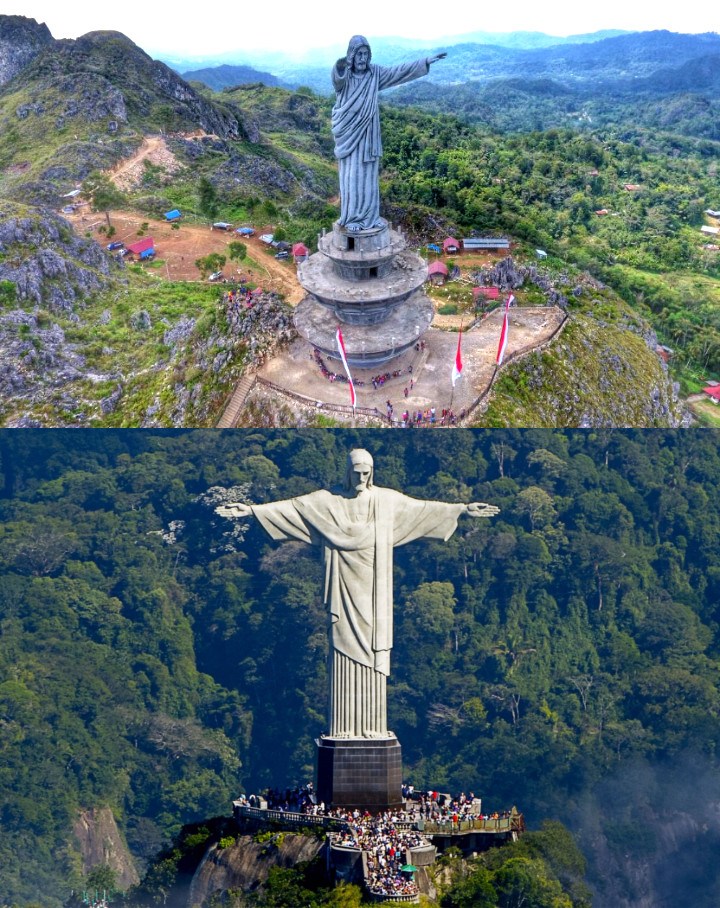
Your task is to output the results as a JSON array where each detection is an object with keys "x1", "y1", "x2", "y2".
[{"x1": 0, "y1": 280, "x2": 17, "y2": 306}]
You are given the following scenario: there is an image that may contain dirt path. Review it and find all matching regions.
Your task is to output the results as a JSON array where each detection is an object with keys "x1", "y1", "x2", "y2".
[{"x1": 109, "y1": 135, "x2": 183, "y2": 192}]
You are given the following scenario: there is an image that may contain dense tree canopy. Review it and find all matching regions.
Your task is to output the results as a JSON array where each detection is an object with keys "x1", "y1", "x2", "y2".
[{"x1": 2, "y1": 430, "x2": 720, "y2": 905}]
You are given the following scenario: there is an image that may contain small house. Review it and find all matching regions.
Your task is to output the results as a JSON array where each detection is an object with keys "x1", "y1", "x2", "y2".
[
  {"x1": 427, "y1": 261, "x2": 449, "y2": 285},
  {"x1": 702, "y1": 385, "x2": 720, "y2": 404},
  {"x1": 705, "y1": 209, "x2": 720, "y2": 218},
  {"x1": 212, "y1": 222, "x2": 233, "y2": 231},
  {"x1": 536, "y1": 249, "x2": 548, "y2": 259},
  {"x1": 235, "y1": 227, "x2": 255, "y2": 236},
  {"x1": 595, "y1": 209, "x2": 609, "y2": 216},
  {"x1": 126, "y1": 237, "x2": 155, "y2": 259},
  {"x1": 473, "y1": 286, "x2": 500, "y2": 302},
  {"x1": 701, "y1": 226, "x2": 720, "y2": 236},
  {"x1": 443, "y1": 237, "x2": 460, "y2": 254},
  {"x1": 292, "y1": 242, "x2": 309, "y2": 263},
  {"x1": 624, "y1": 184, "x2": 642, "y2": 192},
  {"x1": 462, "y1": 237, "x2": 510, "y2": 252},
  {"x1": 164, "y1": 209, "x2": 181, "y2": 222}
]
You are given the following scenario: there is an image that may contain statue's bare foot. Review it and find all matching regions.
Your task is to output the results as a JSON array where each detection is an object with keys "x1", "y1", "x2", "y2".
[{"x1": 346, "y1": 223, "x2": 362, "y2": 232}]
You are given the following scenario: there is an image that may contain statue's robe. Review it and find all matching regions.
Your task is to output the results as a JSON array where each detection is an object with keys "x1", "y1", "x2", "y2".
[
  {"x1": 331, "y1": 59, "x2": 430, "y2": 230},
  {"x1": 253, "y1": 487, "x2": 464, "y2": 737}
]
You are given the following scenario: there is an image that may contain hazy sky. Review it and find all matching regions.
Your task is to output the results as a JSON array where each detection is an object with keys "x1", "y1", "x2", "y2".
[{"x1": 3, "y1": 0, "x2": 717, "y2": 58}]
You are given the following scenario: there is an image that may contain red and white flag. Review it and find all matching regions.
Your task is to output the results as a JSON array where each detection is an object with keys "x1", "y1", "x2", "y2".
[
  {"x1": 451, "y1": 329, "x2": 463, "y2": 386},
  {"x1": 496, "y1": 294, "x2": 514, "y2": 366},
  {"x1": 336, "y1": 327, "x2": 356, "y2": 411}
]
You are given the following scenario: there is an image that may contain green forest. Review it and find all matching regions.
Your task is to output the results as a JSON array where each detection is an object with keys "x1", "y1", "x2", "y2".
[{"x1": 2, "y1": 429, "x2": 720, "y2": 906}]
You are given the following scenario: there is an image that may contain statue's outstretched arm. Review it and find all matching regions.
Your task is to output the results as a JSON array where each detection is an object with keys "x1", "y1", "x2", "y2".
[
  {"x1": 215, "y1": 503, "x2": 253, "y2": 519},
  {"x1": 465, "y1": 502, "x2": 500, "y2": 518},
  {"x1": 426, "y1": 52, "x2": 447, "y2": 66}
]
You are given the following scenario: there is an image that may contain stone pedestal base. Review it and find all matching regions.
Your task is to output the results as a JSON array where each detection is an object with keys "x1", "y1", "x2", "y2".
[
  {"x1": 295, "y1": 291, "x2": 434, "y2": 368},
  {"x1": 316, "y1": 734, "x2": 403, "y2": 812}
]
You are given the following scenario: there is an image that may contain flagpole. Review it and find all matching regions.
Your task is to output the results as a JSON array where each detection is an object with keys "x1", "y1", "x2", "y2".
[
  {"x1": 336, "y1": 326, "x2": 356, "y2": 418},
  {"x1": 450, "y1": 317, "x2": 464, "y2": 411}
]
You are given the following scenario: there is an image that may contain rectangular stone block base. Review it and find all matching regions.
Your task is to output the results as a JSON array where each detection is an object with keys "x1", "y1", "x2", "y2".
[{"x1": 316, "y1": 734, "x2": 403, "y2": 812}]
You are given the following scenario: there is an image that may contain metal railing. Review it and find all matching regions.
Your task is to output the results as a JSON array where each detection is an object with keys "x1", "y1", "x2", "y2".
[{"x1": 420, "y1": 816, "x2": 513, "y2": 835}]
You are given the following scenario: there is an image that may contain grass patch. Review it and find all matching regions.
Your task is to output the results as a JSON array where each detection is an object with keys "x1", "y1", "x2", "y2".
[{"x1": 689, "y1": 398, "x2": 720, "y2": 426}]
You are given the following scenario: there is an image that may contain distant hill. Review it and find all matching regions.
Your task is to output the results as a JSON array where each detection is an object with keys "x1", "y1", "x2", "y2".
[
  {"x1": 635, "y1": 52, "x2": 720, "y2": 93},
  {"x1": 179, "y1": 62, "x2": 291, "y2": 92},
  {"x1": 386, "y1": 31, "x2": 720, "y2": 139}
]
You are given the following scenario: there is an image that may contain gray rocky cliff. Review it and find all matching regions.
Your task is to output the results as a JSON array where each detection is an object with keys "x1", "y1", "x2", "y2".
[
  {"x1": 73, "y1": 807, "x2": 140, "y2": 891},
  {"x1": 188, "y1": 833, "x2": 325, "y2": 908},
  {"x1": 0, "y1": 15, "x2": 53, "y2": 87},
  {"x1": 0, "y1": 207, "x2": 118, "y2": 311}
]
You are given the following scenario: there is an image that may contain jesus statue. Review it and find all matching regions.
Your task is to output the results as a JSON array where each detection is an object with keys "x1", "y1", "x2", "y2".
[
  {"x1": 331, "y1": 36, "x2": 446, "y2": 231},
  {"x1": 216, "y1": 449, "x2": 499, "y2": 739}
]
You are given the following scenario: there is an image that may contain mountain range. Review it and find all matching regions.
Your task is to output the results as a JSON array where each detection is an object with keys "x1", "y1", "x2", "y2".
[
  {"x1": 0, "y1": 15, "x2": 716, "y2": 429},
  {"x1": 170, "y1": 29, "x2": 720, "y2": 99}
]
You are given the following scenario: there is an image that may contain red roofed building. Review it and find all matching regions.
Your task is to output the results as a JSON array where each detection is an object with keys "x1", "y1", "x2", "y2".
[
  {"x1": 443, "y1": 237, "x2": 460, "y2": 253},
  {"x1": 702, "y1": 385, "x2": 720, "y2": 403},
  {"x1": 292, "y1": 242, "x2": 309, "y2": 263},
  {"x1": 473, "y1": 286, "x2": 500, "y2": 300},
  {"x1": 427, "y1": 260, "x2": 449, "y2": 285},
  {"x1": 126, "y1": 237, "x2": 155, "y2": 258}
]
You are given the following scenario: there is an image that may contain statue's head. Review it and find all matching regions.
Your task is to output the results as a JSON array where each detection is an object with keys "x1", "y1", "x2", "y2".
[
  {"x1": 344, "y1": 448, "x2": 374, "y2": 494},
  {"x1": 347, "y1": 35, "x2": 371, "y2": 73}
]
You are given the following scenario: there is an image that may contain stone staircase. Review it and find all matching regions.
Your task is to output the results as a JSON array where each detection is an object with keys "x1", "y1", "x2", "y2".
[{"x1": 216, "y1": 371, "x2": 256, "y2": 427}]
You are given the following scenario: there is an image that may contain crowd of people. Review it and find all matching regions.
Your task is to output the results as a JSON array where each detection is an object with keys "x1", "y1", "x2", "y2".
[
  {"x1": 240, "y1": 783, "x2": 513, "y2": 829},
  {"x1": 224, "y1": 286, "x2": 258, "y2": 307},
  {"x1": 397, "y1": 407, "x2": 466, "y2": 427},
  {"x1": 236, "y1": 784, "x2": 519, "y2": 899},
  {"x1": 313, "y1": 348, "x2": 359, "y2": 385},
  {"x1": 333, "y1": 810, "x2": 424, "y2": 898},
  {"x1": 310, "y1": 349, "x2": 471, "y2": 427},
  {"x1": 371, "y1": 369, "x2": 404, "y2": 389}
]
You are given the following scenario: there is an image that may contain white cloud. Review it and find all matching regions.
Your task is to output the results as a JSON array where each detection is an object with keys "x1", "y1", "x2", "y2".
[{"x1": 4, "y1": 0, "x2": 717, "y2": 57}]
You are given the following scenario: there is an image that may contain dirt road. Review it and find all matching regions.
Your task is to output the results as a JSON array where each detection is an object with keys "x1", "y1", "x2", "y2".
[{"x1": 65, "y1": 206, "x2": 304, "y2": 300}]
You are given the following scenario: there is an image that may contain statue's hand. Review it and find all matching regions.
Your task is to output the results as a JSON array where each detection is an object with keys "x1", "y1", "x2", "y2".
[
  {"x1": 427, "y1": 52, "x2": 448, "y2": 65},
  {"x1": 466, "y1": 502, "x2": 500, "y2": 518},
  {"x1": 215, "y1": 503, "x2": 252, "y2": 519},
  {"x1": 336, "y1": 56, "x2": 348, "y2": 74}
]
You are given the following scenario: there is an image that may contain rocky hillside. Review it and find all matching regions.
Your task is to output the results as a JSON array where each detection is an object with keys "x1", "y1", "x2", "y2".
[
  {"x1": 0, "y1": 200, "x2": 119, "y2": 309},
  {"x1": 73, "y1": 807, "x2": 140, "y2": 891},
  {"x1": 0, "y1": 14, "x2": 52, "y2": 86},
  {"x1": 0, "y1": 20, "x2": 252, "y2": 205},
  {"x1": 188, "y1": 833, "x2": 325, "y2": 907},
  {"x1": 0, "y1": 200, "x2": 124, "y2": 426},
  {"x1": 478, "y1": 312, "x2": 689, "y2": 428}
]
